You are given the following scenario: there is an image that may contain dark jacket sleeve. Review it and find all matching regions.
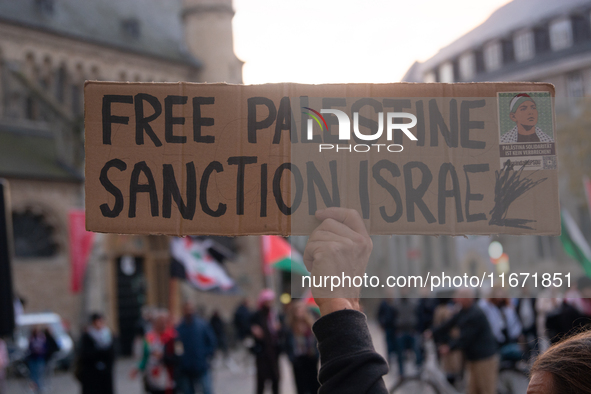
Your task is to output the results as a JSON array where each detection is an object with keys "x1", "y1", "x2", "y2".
[
  {"x1": 432, "y1": 310, "x2": 459, "y2": 344},
  {"x1": 313, "y1": 309, "x2": 389, "y2": 394}
]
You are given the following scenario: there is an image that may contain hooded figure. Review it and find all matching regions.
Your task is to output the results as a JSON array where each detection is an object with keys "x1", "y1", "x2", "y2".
[{"x1": 500, "y1": 93, "x2": 554, "y2": 143}]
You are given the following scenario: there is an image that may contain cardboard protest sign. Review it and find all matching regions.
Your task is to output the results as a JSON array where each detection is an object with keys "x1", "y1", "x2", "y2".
[{"x1": 84, "y1": 82, "x2": 560, "y2": 236}]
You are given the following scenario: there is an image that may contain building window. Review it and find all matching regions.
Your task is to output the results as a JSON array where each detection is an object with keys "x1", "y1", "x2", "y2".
[
  {"x1": 439, "y1": 62, "x2": 454, "y2": 83},
  {"x1": 484, "y1": 41, "x2": 502, "y2": 72},
  {"x1": 567, "y1": 71, "x2": 584, "y2": 98},
  {"x1": 502, "y1": 39, "x2": 514, "y2": 65},
  {"x1": 35, "y1": 0, "x2": 54, "y2": 14},
  {"x1": 121, "y1": 18, "x2": 141, "y2": 39},
  {"x1": 549, "y1": 17, "x2": 573, "y2": 51},
  {"x1": 534, "y1": 26, "x2": 551, "y2": 53},
  {"x1": 55, "y1": 66, "x2": 67, "y2": 103},
  {"x1": 12, "y1": 210, "x2": 58, "y2": 258},
  {"x1": 514, "y1": 29, "x2": 535, "y2": 62},
  {"x1": 459, "y1": 52, "x2": 475, "y2": 80},
  {"x1": 25, "y1": 96, "x2": 35, "y2": 120},
  {"x1": 474, "y1": 49, "x2": 485, "y2": 73},
  {"x1": 71, "y1": 84, "x2": 81, "y2": 115},
  {"x1": 573, "y1": 14, "x2": 589, "y2": 43},
  {"x1": 423, "y1": 72, "x2": 436, "y2": 83}
]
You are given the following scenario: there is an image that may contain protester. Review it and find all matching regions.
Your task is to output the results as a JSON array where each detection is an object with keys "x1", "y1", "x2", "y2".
[
  {"x1": 527, "y1": 329, "x2": 591, "y2": 394},
  {"x1": 376, "y1": 297, "x2": 397, "y2": 364},
  {"x1": 285, "y1": 302, "x2": 319, "y2": 394},
  {"x1": 233, "y1": 298, "x2": 253, "y2": 369},
  {"x1": 210, "y1": 310, "x2": 228, "y2": 357},
  {"x1": 251, "y1": 289, "x2": 283, "y2": 394},
  {"x1": 133, "y1": 306, "x2": 156, "y2": 360},
  {"x1": 0, "y1": 337, "x2": 8, "y2": 394},
  {"x1": 27, "y1": 326, "x2": 49, "y2": 393},
  {"x1": 536, "y1": 286, "x2": 563, "y2": 351},
  {"x1": 564, "y1": 276, "x2": 591, "y2": 316},
  {"x1": 416, "y1": 296, "x2": 437, "y2": 334},
  {"x1": 432, "y1": 298, "x2": 462, "y2": 385},
  {"x1": 391, "y1": 295, "x2": 422, "y2": 376},
  {"x1": 516, "y1": 287, "x2": 538, "y2": 358},
  {"x1": 545, "y1": 277, "x2": 591, "y2": 344},
  {"x1": 433, "y1": 288, "x2": 499, "y2": 394},
  {"x1": 78, "y1": 313, "x2": 115, "y2": 394},
  {"x1": 131, "y1": 310, "x2": 177, "y2": 394},
  {"x1": 176, "y1": 303, "x2": 216, "y2": 394},
  {"x1": 478, "y1": 287, "x2": 523, "y2": 363},
  {"x1": 43, "y1": 327, "x2": 60, "y2": 366},
  {"x1": 234, "y1": 298, "x2": 252, "y2": 341}
]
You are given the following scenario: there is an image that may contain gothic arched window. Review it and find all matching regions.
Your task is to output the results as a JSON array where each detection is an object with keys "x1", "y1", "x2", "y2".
[{"x1": 12, "y1": 210, "x2": 59, "y2": 258}]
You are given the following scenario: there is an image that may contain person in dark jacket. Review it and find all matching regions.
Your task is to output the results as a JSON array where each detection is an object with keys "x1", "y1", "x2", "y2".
[
  {"x1": 43, "y1": 328, "x2": 60, "y2": 364},
  {"x1": 377, "y1": 298, "x2": 397, "y2": 364},
  {"x1": 391, "y1": 296, "x2": 422, "y2": 376},
  {"x1": 27, "y1": 327, "x2": 48, "y2": 393},
  {"x1": 176, "y1": 303, "x2": 216, "y2": 394},
  {"x1": 210, "y1": 310, "x2": 228, "y2": 356},
  {"x1": 251, "y1": 289, "x2": 283, "y2": 394},
  {"x1": 433, "y1": 288, "x2": 499, "y2": 394},
  {"x1": 285, "y1": 302, "x2": 319, "y2": 394},
  {"x1": 78, "y1": 313, "x2": 115, "y2": 394},
  {"x1": 233, "y1": 299, "x2": 252, "y2": 341}
]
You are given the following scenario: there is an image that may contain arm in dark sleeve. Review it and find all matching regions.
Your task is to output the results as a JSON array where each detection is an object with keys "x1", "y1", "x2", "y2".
[
  {"x1": 313, "y1": 309, "x2": 389, "y2": 394},
  {"x1": 432, "y1": 311, "x2": 459, "y2": 344},
  {"x1": 448, "y1": 312, "x2": 480, "y2": 351}
]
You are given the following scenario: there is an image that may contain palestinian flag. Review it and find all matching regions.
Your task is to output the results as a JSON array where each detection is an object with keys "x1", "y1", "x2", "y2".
[
  {"x1": 560, "y1": 209, "x2": 591, "y2": 278},
  {"x1": 262, "y1": 235, "x2": 309, "y2": 276},
  {"x1": 170, "y1": 237, "x2": 237, "y2": 293},
  {"x1": 301, "y1": 288, "x2": 320, "y2": 316}
]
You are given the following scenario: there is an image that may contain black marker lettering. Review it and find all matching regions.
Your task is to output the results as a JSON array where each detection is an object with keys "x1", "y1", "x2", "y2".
[
  {"x1": 162, "y1": 162, "x2": 196, "y2": 219},
  {"x1": 372, "y1": 159, "x2": 403, "y2": 223},
  {"x1": 403, "y1": 161, "x2": 436, "y2": 223},
  {"x1": 99, "y1": 159, "x2": 127, "y2": 217},
  {"x1": 228, "y1": 156, "x2": 257, "y2": 215},
  {"x1": 164, "y1": 95, "x2": 187, "y2": 144},
  {"x1": 129, "y1": 161, "x2": 159, "y2": 218},
  {"x1": 102, "y1": 95, "x2": 132, "y2": 145},
  {"x1": 200, "y1": 161, "x2": 226, "y2": 217}
]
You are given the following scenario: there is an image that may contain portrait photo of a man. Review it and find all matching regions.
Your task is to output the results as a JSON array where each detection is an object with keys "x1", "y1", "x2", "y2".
[{"x1": 500, "y1": 93, "x2": 554, "y2": 143}]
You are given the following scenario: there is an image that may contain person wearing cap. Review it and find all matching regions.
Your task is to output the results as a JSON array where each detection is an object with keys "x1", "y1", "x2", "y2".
[{"x1": 500, "y1": 93, "x2": 554, "y2": 143}]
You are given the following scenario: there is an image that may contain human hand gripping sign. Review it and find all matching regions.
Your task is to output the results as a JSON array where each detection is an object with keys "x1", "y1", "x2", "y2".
[{"x1": 303, "y1": 208, "x2": 373, "y2": 316}]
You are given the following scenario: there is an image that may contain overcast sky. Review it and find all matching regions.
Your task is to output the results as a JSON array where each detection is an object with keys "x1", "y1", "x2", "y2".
[{"x1": 233, "y1": 0, "x2": 511, "y2": 84}]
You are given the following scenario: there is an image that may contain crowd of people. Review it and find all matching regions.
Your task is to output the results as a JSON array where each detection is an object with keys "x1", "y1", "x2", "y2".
[
  {"x1": 74, "y1": 292, "x2": 321, "y2": 394},
  {"x1": 3, "y1": 207, "x2": 591, "y2": 394},
  {"x1": 376, "y1": 278, "x2": 591, "y2": 393}
]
